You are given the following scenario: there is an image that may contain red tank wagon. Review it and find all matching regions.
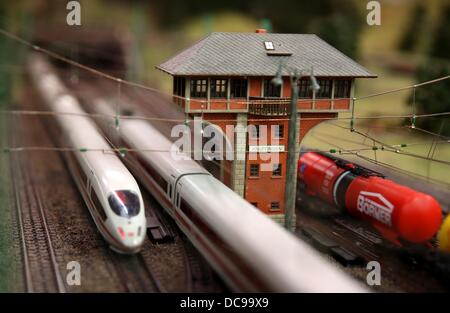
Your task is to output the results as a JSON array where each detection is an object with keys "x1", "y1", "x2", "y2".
[{"x1": 298, "y1": 152, "x2": 442, "y2": 244}]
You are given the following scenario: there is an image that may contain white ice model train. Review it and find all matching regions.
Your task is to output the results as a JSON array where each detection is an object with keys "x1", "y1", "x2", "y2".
[
  {"x1": 91, "y1": 98, "x2": 365, "y2": 292},
  {"x1": 29, "y1": 55, "x2": 146, "y2": 254}
]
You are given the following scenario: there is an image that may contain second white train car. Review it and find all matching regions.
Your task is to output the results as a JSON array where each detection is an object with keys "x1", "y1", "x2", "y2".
[
  {"x1": 92, "y1": 98, "x2": 365, "y2": 292},
  {"x1": 29, "y1": 56, "x2": 146, "y2": 254}
]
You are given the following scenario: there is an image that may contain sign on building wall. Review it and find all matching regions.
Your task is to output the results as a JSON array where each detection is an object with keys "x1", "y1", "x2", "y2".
[{"x1": 249, "y1": 145, "x2": 285, "y2": 153}]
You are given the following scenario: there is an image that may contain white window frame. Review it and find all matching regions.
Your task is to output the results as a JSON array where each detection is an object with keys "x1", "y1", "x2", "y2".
[{"x1": 264, "y1": 41, "x2": 274, "y2": 50}]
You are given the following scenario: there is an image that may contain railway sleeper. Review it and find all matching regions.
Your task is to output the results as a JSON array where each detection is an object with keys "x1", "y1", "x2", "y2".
[{"x1": 330, "y1": 247, "x2": 365, "y2": 267}]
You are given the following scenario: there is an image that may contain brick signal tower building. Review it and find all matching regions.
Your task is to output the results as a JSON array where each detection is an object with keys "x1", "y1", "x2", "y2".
[{"x1": 157, "y1": 30, "x2": 376, "y2": 225}]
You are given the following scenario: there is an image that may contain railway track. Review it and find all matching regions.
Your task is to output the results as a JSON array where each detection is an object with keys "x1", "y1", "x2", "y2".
[
  {"x1": 103, "y1": 180, "x2": 219, "y2": 293},
  {"x1": 18, "y1": 81, "x2": 179, "y2": 293},
  {"x1": 12, "y1": 64, "x2": 226, "y2": 292},
  {"x1": 107, "y1": 250, "x2": 166, "y2": 293},
  {"x1": 141, "y1": 192, "x2": 224, "y2": 293},
  {"x1": 142, "y1": 191, "x2": 225, "y2": 293},
  {"x1": 11, "y1": 133, "x2": 66, "y2": 293},
  {"x1": 143, "y1": 190, "x2": 176, "y2": 244},
  {"x1": 296, "y1": 198, "x2": 448, "y2": 292},
  {"x1": 181, "y1": 236, "x2": 221, "y2": 293}
]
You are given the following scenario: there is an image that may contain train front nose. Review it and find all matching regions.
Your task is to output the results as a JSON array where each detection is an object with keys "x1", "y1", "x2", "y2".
[
  {"x1": 108, "y1": 190, "x2": 146, "y2": 251},
  {"x1": 116, "y1": 224, "x2": 146, "y2": 249}
]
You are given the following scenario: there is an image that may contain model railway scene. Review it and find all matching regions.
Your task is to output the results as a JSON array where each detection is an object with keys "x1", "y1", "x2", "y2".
[{"x1": 0, "y1": 0, "x2": 450, "y2": 297}]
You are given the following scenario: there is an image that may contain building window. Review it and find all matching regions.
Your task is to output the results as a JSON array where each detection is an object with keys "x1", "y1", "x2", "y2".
[
  {"x1": 272, "y1": 163, "x2": 282, "y2": 176},
  {"x1": 334, "y1": 79, "x2": 351, "y2": 98},
  {"x1": 264, "y1": 41, "x2": 274, "y2": 50},
  {"x1": 263, "y1": 79, "x2": 281, "y2": 98},
  {"x1": 249, "y1": 164, "x2": 260, "y2": 177},
  {"x1": 173, "y1": 77, "x2": 186, "y2": 97},
  {"x1": 191, "y1": 79, "x2": 208, "y2": 98},
  {"x1": 210, "y1": 79, "x2": 227, "y2": 98},
  {"x1": 298, "y1": 79, "x2": 312, "y2": 98},
  {"x1": 316, "y1": 79, "x2": 332, "y2": 99},
  {"x1": 270, "y1": 202, "x2": 280, "y2": 211},
  {"x1": 230, "y1": 79, "x2": 247, "y2": 98},
  {"x1": 273, "y1": 125, "x2": 284, "y2": 139},
  {"x1": 249, "y1": 124, "x2": 260, "y2": 139}
]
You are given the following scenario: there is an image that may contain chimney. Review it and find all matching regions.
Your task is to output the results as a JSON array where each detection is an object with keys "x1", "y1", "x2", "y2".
[{"x1": 255, "y1": 29, "x2": 267, "y2": 34}]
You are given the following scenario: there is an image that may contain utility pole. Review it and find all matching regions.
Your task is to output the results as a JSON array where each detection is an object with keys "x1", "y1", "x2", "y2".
[
  {"x1": 285, "y1": 73, "x2": 300, "y2": 231},
  {"x1": 272, "y1": 64, "x2": 319, "y2": 231}
]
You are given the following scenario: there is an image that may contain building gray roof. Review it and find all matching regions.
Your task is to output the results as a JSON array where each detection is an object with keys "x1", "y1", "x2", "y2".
[{"x1": 157, "y1": 32, "x2": 377, "y2": 78}]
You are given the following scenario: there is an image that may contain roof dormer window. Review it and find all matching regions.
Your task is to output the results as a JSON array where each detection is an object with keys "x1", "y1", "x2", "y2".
[{"x1": 264, "y1": 41, "x2": 274, "y2": 50}]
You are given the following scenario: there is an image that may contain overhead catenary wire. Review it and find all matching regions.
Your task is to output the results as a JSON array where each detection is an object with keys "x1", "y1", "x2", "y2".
[
  {"x1": 355, "y1": 75, "x2": 450, "y2": 101},
  {"x1": 2, "y1": 107, "x2": 449, "y2": 166},
  {"x1": 1, "y1": 25, "x2": 450, "y2": 126},
  {"x1": 314, "y1": 124, "x2": 450, "y2": 166},
  {"x1": 2, "y1": 27, "x2": 450, "y2": 186},
  {"x1": 1, "y1": 108, "x2": 450, "y2": 124},
  {"x1": 2, "y1": 138, "x2": 448, "y2": 157},
  {"x1": 356, "y1": 154, "x2": 450, "y2": 187},
  {"x1": 331, "y1": 121, "x2": 450, "y2": 149},
  {"x1": 1, "y1": 27, "x2": 450, "y2": 105},
  {"x1": 412, "y1": 126, "x2": 450, "y2": 141},
  {"x1": 0, "y1": 146, "x2": 374, "y2": 154},
  {"x1": 310, "y1": 128, "x2": 449, "y2": 151},
  {"x1": 0, "y1": 29, "x2": 161, "y2": 94},
  {"x1": 2, "y1": 111, "x2": 449, "y2": 166},
  {"x1": 351, "y1": 130, "x2": 450, "y2": 166},
  {"x1": 427, "y1": 120, "x2": 447, "y2": 160},
  {"x1": 307, "y1": 135, "x2": 450, "y2": 188}
]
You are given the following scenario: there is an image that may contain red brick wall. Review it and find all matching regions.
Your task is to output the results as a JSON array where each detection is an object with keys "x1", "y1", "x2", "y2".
[
  {"x1": 249, "y1": 77, "x2": 262, "y2": 97},
  {"x1": 184, "y1": 75, "x2": 343, "y2": 217},
  {"x1": 299, "y1": 112, "x2": 338, "y2": 141},
  {"x1": 315, "y1": 100, "x2": 333, "y2": 110},
  {"x1": 245, "y1": 115, "x2": 288, "y2": 215},
  {"x1": 209, "y1": 100, "x2": 227, "y2": 110}
]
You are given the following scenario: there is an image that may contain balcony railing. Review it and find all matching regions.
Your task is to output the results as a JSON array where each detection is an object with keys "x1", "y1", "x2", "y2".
[
  {"x1": 248, "y1": 97, "x2": 289, "y2": 116},
  {"x1": 184, "y1": 96, "x2": 349, "y2": 114}
]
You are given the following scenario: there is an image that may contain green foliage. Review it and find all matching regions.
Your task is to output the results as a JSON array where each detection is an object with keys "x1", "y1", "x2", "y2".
[
  {"x1": 407, "y1": 4, "x2": 450, "y2": 137},
  {"x1": 399, "y1": 4, "x2": 426, "y2": 52},
  {"x1": 309, "y1": 12, "x2": 362, "y2": 59},
  {"x1": 273, "y1": 0, "x2": 364, "y2": 59},
  {"x1": 0, "y1": 3, "x2": 11, "y2": 108},
  {"x1": 151, "y1": 0, "x2": 363, "y2": 59},
  {"x1": 430, "y1": 5, "x2": 450, "y2": 59},
  {"x1": 413, "y1": 61, "x2": 450, "y2": 136}
]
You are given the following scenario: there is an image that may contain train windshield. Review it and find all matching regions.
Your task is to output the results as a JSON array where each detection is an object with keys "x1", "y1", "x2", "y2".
[{"x1": 108, "y1": 190, "x2": 141, "y2": 218}]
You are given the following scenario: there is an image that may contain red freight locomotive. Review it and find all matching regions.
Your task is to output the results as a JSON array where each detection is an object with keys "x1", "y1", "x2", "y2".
[{"x1": 298, "y1": 152, "x2": 443, "y2": 244}]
